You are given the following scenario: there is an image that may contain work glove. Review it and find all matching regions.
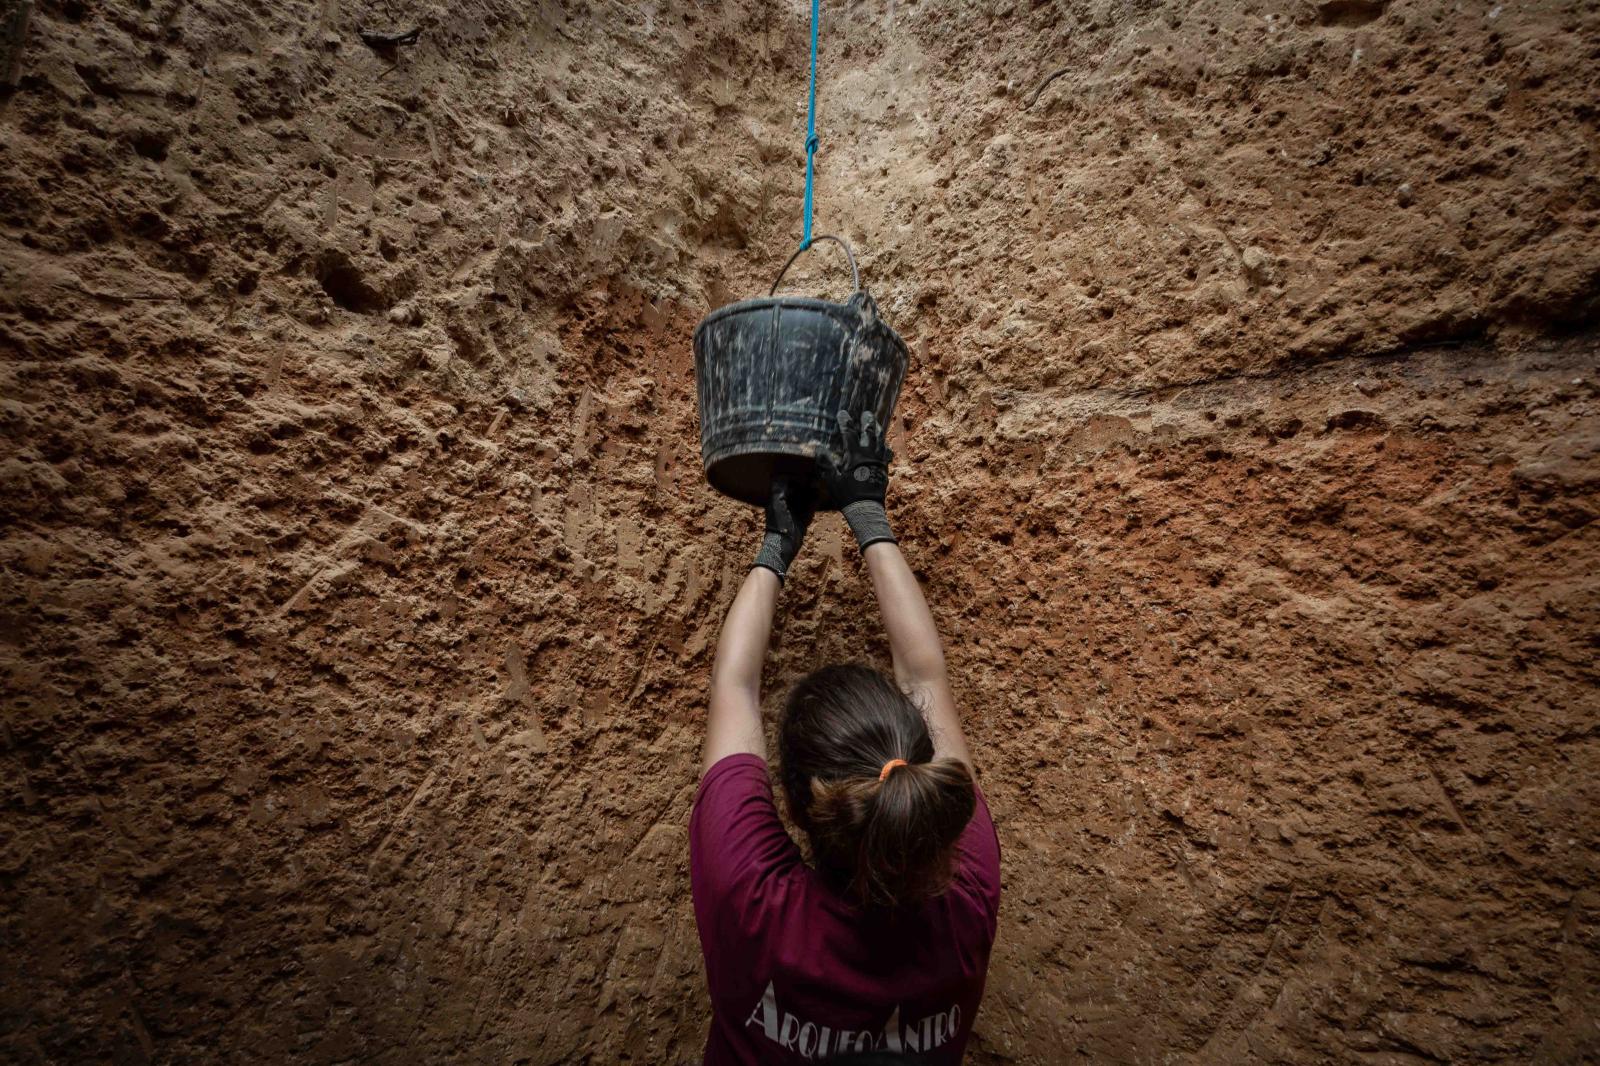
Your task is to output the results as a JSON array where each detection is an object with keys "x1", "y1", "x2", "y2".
[
  {"x1": 752, "y1": 478, "x2": 816, "y2": 583},
  {"x1": 819, "y1": 410, "x2": 896, "y2": 551}
]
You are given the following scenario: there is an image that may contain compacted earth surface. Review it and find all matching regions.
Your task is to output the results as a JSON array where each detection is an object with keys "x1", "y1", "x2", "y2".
[{"x1": 2, "y1": 0, "x2": 1597, "y2": 1062}]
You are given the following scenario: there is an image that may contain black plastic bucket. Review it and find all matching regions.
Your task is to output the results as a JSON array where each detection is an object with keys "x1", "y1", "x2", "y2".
[{"x1": 693, "y1": 236, "x2": 909, "y2": 507}]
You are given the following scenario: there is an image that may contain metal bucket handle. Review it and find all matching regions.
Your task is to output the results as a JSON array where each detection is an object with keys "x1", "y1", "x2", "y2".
[{"x1": 769, "y1": 234, "x2": 860, "y2": 297}]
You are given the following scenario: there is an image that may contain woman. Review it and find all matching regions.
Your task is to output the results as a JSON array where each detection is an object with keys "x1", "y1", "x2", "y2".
[{"x1": 690, "y1": 418, "x2": 1001, "y2": 1064}]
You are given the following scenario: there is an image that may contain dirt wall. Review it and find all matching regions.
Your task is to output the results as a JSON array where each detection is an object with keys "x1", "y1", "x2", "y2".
[{"x1": 2, "y1": 0, "x2": 1597, "y2": 1062}]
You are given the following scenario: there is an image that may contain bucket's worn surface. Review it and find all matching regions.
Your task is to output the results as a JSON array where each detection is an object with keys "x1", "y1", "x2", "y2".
[{"x1": 693, "y1": 290, "x2": 908, "y2": 507}]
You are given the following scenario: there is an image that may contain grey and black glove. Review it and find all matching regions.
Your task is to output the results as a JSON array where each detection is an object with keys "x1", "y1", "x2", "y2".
[
  {"x1": 753, "y1": 478, "x2": 816, "y2": 583},
  {"x1": 820, "y1": 410, "x2": 895, "y2": 551}
]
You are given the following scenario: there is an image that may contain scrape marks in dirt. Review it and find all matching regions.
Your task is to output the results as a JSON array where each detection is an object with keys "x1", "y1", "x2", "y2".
[
  {"x1": 501, "y1": 644, "x2": 547, "y2": 754},
  {"x1": 275, "y1": 499, "x2": 425, "y2": 617}
]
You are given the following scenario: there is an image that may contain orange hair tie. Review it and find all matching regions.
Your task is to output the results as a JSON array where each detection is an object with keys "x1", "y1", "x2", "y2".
[{"x1": 878, "y1": 758, "x2": 909, "y2": 782}]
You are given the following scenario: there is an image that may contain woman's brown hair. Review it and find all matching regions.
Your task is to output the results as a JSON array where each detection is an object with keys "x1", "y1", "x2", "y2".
[{"x1": 778, "y1": 663, "x2": 976, "y2": 908}]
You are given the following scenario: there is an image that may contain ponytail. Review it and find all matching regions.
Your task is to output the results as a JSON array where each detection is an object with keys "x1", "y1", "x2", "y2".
[
  {"x1": 778, "y1": 664, "x2": 978, "y2": 908},
  {"x1": 809, "y1": 756, "x2": 976, "y2": 907}
]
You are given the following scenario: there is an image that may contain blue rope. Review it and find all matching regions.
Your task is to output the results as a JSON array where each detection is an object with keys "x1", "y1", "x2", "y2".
[{"x1": 800, "y1": 0, "x2": 820, "y2": 251}]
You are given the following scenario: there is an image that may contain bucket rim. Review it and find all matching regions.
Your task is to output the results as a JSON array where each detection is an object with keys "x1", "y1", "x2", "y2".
[{"x1": 693, "y1": 295, "x2": 883, "y2": 338}]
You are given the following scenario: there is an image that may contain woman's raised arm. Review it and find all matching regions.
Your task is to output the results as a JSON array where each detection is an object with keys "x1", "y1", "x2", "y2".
[
  {"x1": 820, "y1": 412, "x2": 971, "y2": 769},
  {"x1": 703, "y1": 566, "x2": 780, "y2": 773},
  {"x1": 862, "y1": 541, "x2": 969, "y2": 768},
  {"x1": 701, "y1": 481, "x2": 815, "y2": 774}
]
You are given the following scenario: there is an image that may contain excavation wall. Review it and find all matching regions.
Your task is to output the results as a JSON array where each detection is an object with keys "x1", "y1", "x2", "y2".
[{"x1": 2, "y1": 1, "x2": 1596, "y2": 1062}]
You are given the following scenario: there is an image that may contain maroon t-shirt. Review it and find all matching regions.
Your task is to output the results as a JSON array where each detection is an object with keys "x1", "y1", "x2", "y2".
[{"x1": 690, "y1": 753, "x2": 1001, "y2": 1064}]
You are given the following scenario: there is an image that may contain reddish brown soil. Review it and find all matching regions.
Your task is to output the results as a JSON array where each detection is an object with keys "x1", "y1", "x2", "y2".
[{"x1": 2, "y1": 1, "x2": 1597, "y2": 1063}]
